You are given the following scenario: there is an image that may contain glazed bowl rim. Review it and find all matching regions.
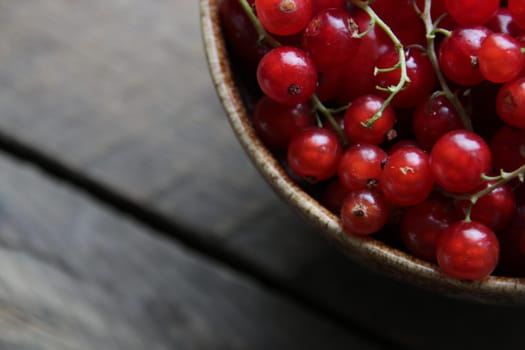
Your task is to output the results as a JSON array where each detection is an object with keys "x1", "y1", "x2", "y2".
[{"x1": 200, "y1": 0, "x2": 525, "y2": 303}]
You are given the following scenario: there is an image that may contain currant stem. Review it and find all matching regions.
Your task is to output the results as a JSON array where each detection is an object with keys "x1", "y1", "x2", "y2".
[
  {"x1": 462, "y1": 163, "x2": 525, "y2": 222},
  {"x1": 353, "y1": 3, "x2": 411, "y2": 128},
  {"x1": 311, "y1": 94, "x2": 349, "y2": 146},
  {"x1": 239, "y1": 0, "x2": 348, "y2": 144},
  {"x1": 420, "y1": 0, "x2": 473, "y2": 131},
  {"x1": 238, "y1": 0, "x2": 281, "y2": 48}
]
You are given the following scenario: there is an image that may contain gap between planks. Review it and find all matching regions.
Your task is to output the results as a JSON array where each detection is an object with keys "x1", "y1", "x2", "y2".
[{"x1": 0, "y1": 128, "x2": 412, "y2": 350}]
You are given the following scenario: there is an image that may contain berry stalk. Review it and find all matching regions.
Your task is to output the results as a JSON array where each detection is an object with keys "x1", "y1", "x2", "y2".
[
  {"x1": 419, "y1": 0, "x2": 473, "y2": 131},
  {"x1": 239, "y1": 0, "x2": 281, "y2": 47},
  {"x1": 238, "y1": 0, "x2": 347, "y2": 143},
  {"x1": 352, "y1": 2, "x2": 411, "y2": 128},
  {"x1": 462, "y1": 164, "x2": 525, "y2": 222}
]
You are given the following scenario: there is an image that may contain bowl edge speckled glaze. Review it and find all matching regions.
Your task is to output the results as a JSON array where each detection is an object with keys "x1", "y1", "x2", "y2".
[{"x1": 200, "y1": 0, "x2": 525, "y2": 303}]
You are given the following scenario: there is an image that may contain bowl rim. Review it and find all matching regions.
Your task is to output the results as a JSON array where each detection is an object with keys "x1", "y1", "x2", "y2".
[{"x1": 200, "y1": 0, "x2": 525, "y2": 303}]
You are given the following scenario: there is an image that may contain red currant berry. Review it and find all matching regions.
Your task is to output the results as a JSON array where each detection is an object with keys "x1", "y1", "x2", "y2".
[
  {"x1": 287, "y1": 127, "x2": 342, "y2": 181},
  {"x1": 430, "y1": 130, "x2": 492, "y2": 193},
  {"x1": 509, "y1": 0, "x2": 525, "y2": 31},
  {"x1": 436, "y1": 221, "x2": 499, "y2": 280},
  {"x1": 338, "y1": 144, "x2": 387, "y2": 191},
  {"x1": 438, "y1": 26, "x2": 491, "y2": 86},
  {"x1": 371, "y1": 0, "x2": 426, "y2": 45},
  {"x1": 341, "y1": 189, "x2": 390, "y2": 235},
  {"x1": 337, "y1": 8, "x2": 392, "y2": 103},
  {"x1": 374, "y1": 48, "x2": 436, "y2": 108},
  {"x1": 311, "y1": 0, "x2": 345, "y2": 16},
  {"x1": 257, "y1": 46, "x2": 318, "y2": 105},
  {"x1": 412, "y1": 95, "x2": 464, "y2": 151},
  {"x1": 252, "y1": 96, "x2": 315, "y2": 149},
  {"x1": 255, "y1": 0, "x2": 313, "y2": 36},
  {"x1": 219, "y1": 0, "x2": 268, "y2": 68},
  {"x1": 380, "y1": 147, "x2": 434, "y2": 206},
  {"x1": 478, "y1": 33, "x2": 524, "y2": 83},
  {"x1": 400, "y1": 198, "x2": 456, "y2": 262},
  {"x1": 491, "y1": 125, "x2": 525, "y2": 172},
  {"x1": 456, "y1": 182, "x2": 516, "y2": 231},
  {"x1": 487, "y1": 8, "x2": 524, "y2": 37},
  {"x1": 444, "y1": 0, "x2": 499, "y2": 26},
  {"x1": 343, "y1": 95, "x2": 396, "y2": 145},
  {"x1": 302, "y1": 9, "x2": 361, "y2": 71},
  {"x1": 496, "y1": 76, "x2": 525, "y2": 129}
]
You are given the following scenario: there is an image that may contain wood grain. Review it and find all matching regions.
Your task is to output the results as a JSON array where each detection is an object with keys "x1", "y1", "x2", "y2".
[
  {"x1": 1, "y1": 1, "x2": 525, "y2": 349},
  {"x1": 0, "y1": 153, "x2": 383, "y2": 350}
]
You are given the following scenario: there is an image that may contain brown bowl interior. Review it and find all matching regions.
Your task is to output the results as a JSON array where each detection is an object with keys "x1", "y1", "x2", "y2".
[{"x1": 200, "y1": 0, "x2": 525, "y2": 303}]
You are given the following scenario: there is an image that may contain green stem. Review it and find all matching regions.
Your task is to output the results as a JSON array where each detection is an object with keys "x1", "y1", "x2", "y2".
[
  {"x1": 420, "y1": 0, "x2": 473, "y2": 131},
  {"x1": 462, "y1": 163, "x2": 525, "y2": 222},
  {"x1": 353, "y1": 4, "x2": 411, "y2": 128},
  {"x1": 311, "y1": 94, "x2": 349, "y2": 146},
  {"x1": 239, "y1": 0, "x2": 281, "y2": 48}
]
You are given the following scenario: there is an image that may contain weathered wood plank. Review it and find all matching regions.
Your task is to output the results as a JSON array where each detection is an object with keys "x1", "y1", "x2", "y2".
[
  {"x1": 0, "y1": 154, "x2": 382, "y2": 350},
  {"x1": 0, "y1": 0, "x2": 333, "y2": 281},
  {"x1": 2, "y1": 2, "x2": 525, "y2": 350}
]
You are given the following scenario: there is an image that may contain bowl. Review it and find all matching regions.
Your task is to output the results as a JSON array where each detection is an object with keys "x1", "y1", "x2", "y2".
[{"x1": 200, "y1": 0, "x2": 525, "y2": 303}]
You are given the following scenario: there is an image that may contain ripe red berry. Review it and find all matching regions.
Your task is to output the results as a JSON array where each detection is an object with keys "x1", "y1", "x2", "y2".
[
  {"x1": 444, "y1": 0, "x2": 499, "y2": 26},
  {"x1": 338, "y1": 144, "x2": 387, "y2": 191},
  {"x1": 430, "y1": 130, "x2": 492, "y2": 193},
  {"x1": 456, "y1": 182, "x2": 516, "y2": 231},
  {"x1": 478, "y1": 33, "x2": 524, "y2": 83},
  {"x1": 343, "y1": 95, "x2": 396, "y2": 145},
  {"x1": 257, "y1": 46, "x2": 318, "y2": 105},
  {"x1": 496, "y1": 76, "x2": 525, "y2": 130},
  {"x1": 302, "y1": 9, "x2": 361, "y2": 71},
  {"x1": 255, "y1": 0, "x2": 313, "y2": 35},
  {"x1": 412, "y1": 95, "x2": 464, "y2": 151},
  {"x1": 438, "y1": 26, "x2": 491, "y2": 86},
  {"x1": 287, "y1": 127, "x2": 342, "y2": 181},
  {"x1": 380, "y1": 147, "x2": 435, "y2": 206},
  {"x1": 509, "y1": 0, "x2": 525, "y2": 31},
  {"x1": 252, "y1": 97, "x2": 315, "y2": 149},
  {"x1": 436, "y1": 221, "x2": 499, "y2": 280},
  {"x1": 374, "y1": 48, "x2": 436, "y2": 108},
  {"x1": 491, "y1": 125, "x2": 525, "y2": 173},
  {"x1": 400, "y1": 198, "x2": 456, "y2": 262},
  {"x1": 341, "y1": 189, "x2": 390, "y2": 235}
]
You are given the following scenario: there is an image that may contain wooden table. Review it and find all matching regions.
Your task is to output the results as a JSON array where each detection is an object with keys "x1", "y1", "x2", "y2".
[{"x1": 0, "y1": 1, "x2": 523, "y2": 349}]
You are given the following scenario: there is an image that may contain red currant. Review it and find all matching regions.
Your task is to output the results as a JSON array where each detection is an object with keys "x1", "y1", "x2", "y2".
[
  {"x1": 456, "y1": 181, "x2": 516, "y2": 231},
  {"x1": 338, "y1": 144, "x2": 387, "y2": 191},
  {"x1": 257, "y1": 46, "x2": 318, "y2": 105},
  {"x1": 400, "y1": 198, "x2": 456, "y2": 262},
  {"x1": 380, "y1": 146, "x2": 435, "y2": 206},
  {"x1": 430, "y1": 130, "x2": 492, "y2": 193},
  {"x1": 252, "y1": 96, "x2": 315, "y2": 149},
  {"x1": 302, "y1": 8, "x2": 361, "y2": 71},
  {"x1": 412, "y1": 95, "x2": 463, "y2": 151},
  {"x1": 374, "y1": 48, "x2": 436, "y2": 108},
  {"x1": 496, "y1": 76, "x2": 525, "y2": 130},
  {"x1": 478, "y1": 33, "x2": 524, "y2": 83},
  {"x1": 255, "y1": 0, "x2": 313, "y2": 35},
  {"x1": 343, "y1": 95, "x2": 396, "y2": 145},
  {"x1": 444, "y1": 0, "x2": 499, "y2": 26},
  {"x1": 341, "y1": 189, "x2": 390, "y2": 235},
  {"x1": 491, "y1": 125, "x2": 525, "y2": 172},
  {"x1": 436, "y1": 220, "x2": 499, "y2": 280},
  {"x1": 287, "y1": 127, "x2": 342, "y2": 181},
  {"x1": 438, "y1": 26, "x2": 491, "y2": 86}
]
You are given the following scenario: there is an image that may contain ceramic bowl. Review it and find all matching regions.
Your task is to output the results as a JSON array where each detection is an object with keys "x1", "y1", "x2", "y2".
[{"x1": 200, "y1": 0, "x2": 525, "y2": 303}]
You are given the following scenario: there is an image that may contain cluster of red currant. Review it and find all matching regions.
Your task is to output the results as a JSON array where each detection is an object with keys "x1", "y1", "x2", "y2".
[{"x1": 219, "y1": 0, "x2": 525, "y2": 280}]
